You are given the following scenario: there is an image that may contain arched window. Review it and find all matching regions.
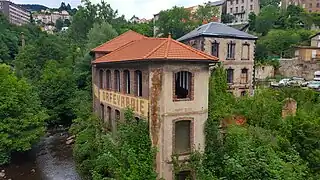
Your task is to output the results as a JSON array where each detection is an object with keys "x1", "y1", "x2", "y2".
[
  {"x1": 99, "y1": 69, "x2": 104, "y2": 89},
  {"x1": 241, "y1": 91, "x2": 246, "y2": 97},
  {"x1": 107, "y1": 106, "x2": 112, "y2": 130},
  {"x1": 240, "y1": 68, "x2": 248, "y2": 84},
  {"x1": 227, "y1": 41, "x2": 236, "y2": 59},
  {"x1": 211, "y1": 40, "x2": 219, "y2": 58},
  {"x1": 242, "y1": 42, "x2": 250, "y2": 60},
  {"x1": 115, "y1": 109, "x2": 120, "y2": 121},
  {"x1": 135, "y1": 70, "x2": 143, "y2": 97},
  {"x1": 106, "y1": 70, "x2": 111, "y2": 90},
  {"x1": 114, "y1": 70, "x2": 120, "y2": 92},
  {"x1": 100, "y1": 104, "x2": 105, "y2": 121},
  {"x1": 226, "y1": 68, "x2": 234, "y2": 84},
  {"x1": 174, "y1": 120, "x2": 191, "y2": 154},
  {"x1": 174, "y1": 71, "x2": 192, "y2": 99},
  {"x1": 124, "y1": 70, "x2": 131, "y2": 94}
]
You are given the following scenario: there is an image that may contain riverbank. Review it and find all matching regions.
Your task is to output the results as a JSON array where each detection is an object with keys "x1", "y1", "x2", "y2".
[{"x1": 0, "y1": 128, "x2": 80, "y2": 180}]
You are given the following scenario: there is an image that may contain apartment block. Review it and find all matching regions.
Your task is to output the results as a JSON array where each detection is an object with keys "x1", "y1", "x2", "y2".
[
  {"x1": 226, "y1": 0, "x2": 260, "y2": 24},
  {"x1": 282, "y1": 0, "x2": 320, "y2": 12},
  {"x1": 0, "y1": 0, "x2": 30, "y2": 26}
]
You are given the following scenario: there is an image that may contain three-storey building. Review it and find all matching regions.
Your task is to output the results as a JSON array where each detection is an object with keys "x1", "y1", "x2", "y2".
[
  {"x1": 91, "y1": 30, "x2": 218, "y2": 180},
  {"x1": 0, "y1": 0, "x2": 30, "y2": 26}
]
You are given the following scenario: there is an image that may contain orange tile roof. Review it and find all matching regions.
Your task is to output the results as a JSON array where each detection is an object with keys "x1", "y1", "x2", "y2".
[
  {"x1": 93, "y1": 36, "x2": 218, "y2": 64},
  {"x1": 91, "y1": 30, "x2": 146, "y2": 53}
]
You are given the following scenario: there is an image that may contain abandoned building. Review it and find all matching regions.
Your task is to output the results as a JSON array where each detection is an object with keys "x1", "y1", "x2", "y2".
[
  {"x1": 178, "y1": 22, "x2": 258, "y2": 96},
  {"x1": 91, "y1": 30, "x2": 218, "y2": 180}
]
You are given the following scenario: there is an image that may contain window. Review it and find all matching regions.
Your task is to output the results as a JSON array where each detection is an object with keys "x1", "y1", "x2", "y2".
[
  {"x1": 236, "y1": 0, "x2": 239, "y2": 4},
  {"x1": 241, "y1": 91, "x2": 246, "y2": 96},
  {"x1": 99, "y1": 70, "x2": 104, "y2": 89},
  {"x1": 236, "y1": 7, "x2": 238, "y2": 13},
  {"x1": 241, "y1": 68, "x2": 249, "y2": 84},
  {"x1": 227, "y1": 68, "x2": 234, "y2": 84},
  {"x1": 107, "y1": 107, "x2": 112, "y2": 130},
  {"x1": 100, "y1": 104, "x2": 105, "y2": 121},
  {"x1": 242, "y1": 43, "x2": 250, "y2": 60},
  {"x1": 114, "y1": 70, "x2": 120, "y2": 92},
  {"x1": 135, "y1": 70, "x2": 143, "y2": 97},
  {"x1": 115, "y1": 110, "x2": 120, "y2": 121},
  {"x1": 174, "y1": 71, "x2": 192, "y2": 99},
  {"x1": 230, "y1": 8, "x2": 233, "y2": 13},
  {"x1": 230, "y1": 0, "x2": 233, "y2": 5},
  {"x1": 310, "y1": 3, "x2": 312, "y2": 8},
  {"x1": 227, "y1": 42, "x2": 236, "y2": 59},
  {"x1": 242, "y1": 0, "x2": 244, "y2": 3},
  {"x1": 250, "y1": 5, "x2": 253, "y2": 10},
  {"x1": 174, "y1": 120, "x2": 191, "y2": 154},
  {"x1": 211, "y1": 41, "x2": 219, "y2": 57},
  {"x1": 106, "y1": 70, "x2": 111, "y2": 89},
  {"x1": 241, "y1": 6, "x2": 244, "y2": 11},
  {"x1": 124, "y1": 70, "x2": 131, "y2": 94},
  {"x1": 175, "y1": 171, "x2": 192, "y2": 180},
  {"x1": 317, "y1": 3, "x2": 319, "y2": 7}
]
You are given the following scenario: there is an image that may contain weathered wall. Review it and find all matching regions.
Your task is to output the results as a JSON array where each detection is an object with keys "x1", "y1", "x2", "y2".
[
  {"x1": 279, "y1": 58, "x2": 320, "y2": 80},
  {"x1": 154, "y1": 62, "x2": 209, "y2": 180},
  {"x1": 255, "y1": 65, "x2": 274, "y2": 80}
]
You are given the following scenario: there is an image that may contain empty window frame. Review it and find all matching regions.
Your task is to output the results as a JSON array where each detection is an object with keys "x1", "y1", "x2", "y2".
[
  {"x1": 174, "y1": 71, "x2": 192, "y2": 99},
  {"x1": 124, "y1": 70, "x2": 131, "y2": 94},
  {"x1": 107, "y1": 106, "x2": 112, "y2": 130},
  {"x1": 115, "y1": 109, "x2": 120, "y2": 121},
  {"x1": 211, "y1": 41, "x2": 219, "y2": 58},
  {"x1": 99, "y1": 69, "x2": 104, "y2": 89},
  {"x1": 100, "y1": 104, "x2": 105, "y2": 121},
  {"x1": 241, "y1": 90, "x2": 247, "y2": 96},
  {"x1": 106, "y1": 70, "x2": 111, "y2": 90},
  {"x1": 241, "y1": 68, "x2": 249, "y2": 84},
  {"x1": 227, "y1": 68, "x2": 234, "y2": 84},
  {"x1": 227, "y1": 41, "x2": 236, "y2": 59},
  {"x1": 174, "y1": 120, "x2": 191, "y2": 154},
  {"x1": 114, "y1": 70, "x2": 121, "y2": 92},
  {"x1": 175, "y1": 171, "x2": 192, "y2": 180},
  {"x1": 135, "y1": 70, "x2": 143, "y2": 97},
  {"x1": 242, "y1": 43, "x2": 250, "y2": 60}
]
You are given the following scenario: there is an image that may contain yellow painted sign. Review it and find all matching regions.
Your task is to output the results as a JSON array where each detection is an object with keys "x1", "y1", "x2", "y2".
[{"x1": 99, "y1": 89, "x2": 149, "y2": 117}]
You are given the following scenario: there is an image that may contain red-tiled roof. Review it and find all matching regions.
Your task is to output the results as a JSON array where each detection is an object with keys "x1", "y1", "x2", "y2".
[
  {"x1": 93, "y1": 36, "x2": 218, "y2": 64},
  {"x1": 91, "y1": 30, "x2": 146, "y2": 53}
]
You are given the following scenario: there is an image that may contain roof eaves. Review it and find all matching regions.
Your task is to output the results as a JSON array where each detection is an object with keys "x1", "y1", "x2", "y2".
[{"x1": 172, "y1": 40, "x2": 218, "y2": 60}]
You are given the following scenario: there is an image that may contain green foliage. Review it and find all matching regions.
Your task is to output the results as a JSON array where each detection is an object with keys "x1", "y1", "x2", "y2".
[
  {"x1": 221, "y1": 13, "x2": 235, "y2": 24},
  {"x1": 72, "y1": 109, "x2": 157, "y2": 180},
  {"x1": 55, "y1": 18, "x2": 64, "y2": 31},
  {"x1": 192, "y1": 3, "x2": 220, "y2": 25},
  {"x1": 260, "y1": 0, "x2": 281, "y2": 8},
  {"x1": 38, "y1": 61, "x2": 76, "y2": 125},
  {"x1": 0, "y1": 64, "x2": 47, "y2": 164},
  {"x1": 86, "y1": 22, "x2": 118, "y2": 51},
  {"x1": 255, "y1": 5, "x2": 280, "y2": 36}
]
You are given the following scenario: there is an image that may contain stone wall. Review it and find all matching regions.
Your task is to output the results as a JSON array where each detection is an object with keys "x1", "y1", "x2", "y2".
[
  {"x1": 279, "y1": 58, "x2": 320, "y2": 80},
  {"x1": 255, "y1": 65, "x2": 274, "y2": 80}
]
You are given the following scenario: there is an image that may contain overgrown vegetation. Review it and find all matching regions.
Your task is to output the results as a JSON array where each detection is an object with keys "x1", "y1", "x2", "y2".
[
  {"x1": 70, "y1": 109, "x2": 157, "y2": 180},
  {"x1": 182, "y1": 66, "x2": 320, "y2": 179}
]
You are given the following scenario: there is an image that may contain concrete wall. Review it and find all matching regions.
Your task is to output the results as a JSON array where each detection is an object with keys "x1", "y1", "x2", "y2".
[
  {"x1": 279, "y1": 58, "x2": 320, "y2": 80},
  {"x1": 255, "y1": 65, "x2": 274, "y2": 80},
  {"x1": 226, "y1": 0, "x2": 260, "y2": 23}
]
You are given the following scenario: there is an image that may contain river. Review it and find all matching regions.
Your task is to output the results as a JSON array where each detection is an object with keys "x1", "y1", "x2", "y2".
[{"x1": 0, "y1": 129, "x2": 81, "y2": 180}]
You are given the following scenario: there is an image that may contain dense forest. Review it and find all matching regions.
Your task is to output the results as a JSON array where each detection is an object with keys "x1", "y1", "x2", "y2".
[{"x1": 1, "y1": 0, "x2": 320, "y2": 179}]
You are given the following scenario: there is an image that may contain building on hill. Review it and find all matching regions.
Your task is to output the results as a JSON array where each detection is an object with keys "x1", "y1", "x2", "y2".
[
  {"x1": 91, "y1": 30, "x2": 218, "y2": 180},
  {"x1": 33, "y1": 10, "x2": 70, "y2": 25},
  {"x1": 177, "y1": 22, "x2": 258, "y2": 96},
  {"x1": 225, "y1": 0, "x2": 260, "y2": 25},
  {"x1": 294, "y1": 32, "x2": 320, "y2": 61},
  {"x1": 281, "y1": 0, "x2": 320, "y2": 12},
  {"x1": 0, "y1": 0, "x2": 30, "y2": 26}
]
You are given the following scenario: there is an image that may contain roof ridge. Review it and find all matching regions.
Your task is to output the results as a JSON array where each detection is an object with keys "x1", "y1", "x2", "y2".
[
  {"x1": 143, "y1": 39, "x2": 167, "y2": 59},
  {"x1": 164, "y1": 38, "x2": 171, "y2": 58},
  {"x1": 172, "y1": 39, "x2": 218, "y2": 60},
  {"x1": 92, "y1": 30, "x2": 145, "y2": 51}
]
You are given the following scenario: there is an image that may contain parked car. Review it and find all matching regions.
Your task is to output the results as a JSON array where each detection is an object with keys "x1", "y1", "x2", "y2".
[
  {"x1": 288, "y1": 77, "x2": 305, "y2": 87},
  {"x1": 301, "y1": 81, "x2": 311, "y2": 87},
  {"x1": 307, "y1": 81, "x2": 320, "y2": 89},
  {"x1": 278, "y1": 78, "x2": 291, "y2": 86}
]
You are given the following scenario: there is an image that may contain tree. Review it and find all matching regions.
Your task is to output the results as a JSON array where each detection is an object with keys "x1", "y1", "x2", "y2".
[
  {"x1": 193, "y1": 3, "x2": 220, "y2": 24},
  {"x1": 0, "y1": 64, "x2": 47, "y2": 164},
  {"x1": 255, "y1": 5, "x2": 280, "y2": 35},
  {"x1": 260, "y1": 0, "x2": 281, "y2": 8},
  {"x1": 38, "y1": 60, "x2": 76, "y2": 125},
  {"x1": 156, "y1": 6, "x2": 195, "y2": 39},
  {"x1": 221, "y1": 13, "x2": 235, "y2": 24},
  {"x1": 248, "y1": 12, "x2": 256, "y2": 31},
  {"x1": 63, "y1": 19, "x2": 71, "y2": 27},
  {"x1": 55, "y1": 18, "x2": 64, "y2": 31},
  {"x1": 128, "y1": 21, "x2": 153, "y2": 37}
]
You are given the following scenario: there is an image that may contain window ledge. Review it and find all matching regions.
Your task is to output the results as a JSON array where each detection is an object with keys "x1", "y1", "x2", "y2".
[
  {"x1": 241, "y1": 58, "x2": 249, "y2": 60},
  {"x1": 226, "y1": 58, "x2": 235, "y2": 60},
  {"x1": 173, "y1": 98, "x2": 192, "y2": 102}
]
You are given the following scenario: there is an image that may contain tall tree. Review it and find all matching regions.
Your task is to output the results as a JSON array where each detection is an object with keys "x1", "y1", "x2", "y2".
[
  {"x1": 156, "y1": 6, "x2": 195, "y2": 39},
  {"x1": 0, "y1": 64, "x2": 47, "y2": 164},
  {"x1": 55, "y1": 18, "x2": 64, "y2": 31},
  {"x1": 255, "y1": 5, "x2": 280, "y2": 35},
  {"x1": 193, "y1": 3, "x2": 220, "y2": 24}
]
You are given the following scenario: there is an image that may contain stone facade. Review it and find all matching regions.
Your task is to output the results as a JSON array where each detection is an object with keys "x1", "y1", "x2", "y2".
[
  {"x1": 311, "y1": 33, "x2": 320, "y2": 47},
  {"x1": 279, "y1": 58, "x2": 320, "y2": 80},
  {"x1": 226, "y1": 0, "x2": 260, "y2": 24},
  {"x1": 92, "y1": 61, "x2": 210, "y2": 180},
  {"x1": 281, "y1": 0, "x2": 320, "y2": 13},
  {"x1": 183, "y1": 36, "x2": 256, "y2": 96}
]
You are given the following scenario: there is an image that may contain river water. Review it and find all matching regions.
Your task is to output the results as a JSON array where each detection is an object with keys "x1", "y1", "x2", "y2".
[{"x1": 0, "y1": 129, "x2": 81, "y2": 180}]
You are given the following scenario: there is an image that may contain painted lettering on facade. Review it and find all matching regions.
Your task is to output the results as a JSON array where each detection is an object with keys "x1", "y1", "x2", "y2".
[{"x1": 99, "y1": 90, "x2": 149, "y2": 117}]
